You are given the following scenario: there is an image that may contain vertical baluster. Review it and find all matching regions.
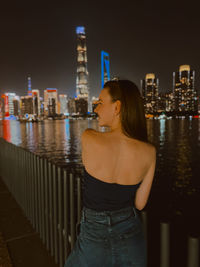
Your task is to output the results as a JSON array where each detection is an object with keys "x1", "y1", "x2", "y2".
[
  {"x1": 29, "y1": 151, "x2": 33, "y2": 223},
  {"x1": 53, "y1": 164, "x2": 58, "y2": 263},
  {"x1": 27, "y1": 151, "x2": 30, "y2": 220},
  {"x1": 141, "y1": 210, "x2": 148, "y2": 243},
  {"x1": 32, "y1": 152, "x2": 36, "y2": 226},
  {"x1": 30, "y1": 152, "x2": 35, "y2": 227},
  {"x1": 63, "y1": 169, "x2": 70, "y2": 261},
  {"x1": 34, "y1": 155, "x2": 39, "y2": 232},
  {"x1": 69, "y1": 172, "x2": 75, "y2": 250},
  {"x1": 77, "y1": 176, "x2": 82, "y2": 224},
  {"x1": 24, "y1": 150, "x2": 27, "y2": 215},
  {"x1": 44, "y1": 158, "x2": 50, "y2": 250},
  {"x1": 48, "y1": 161, "x2": 54, "y2": 256},
  {"x1": 160, "y1": 222, "x2": 170, "y2": 267},
  {"x1": 40, "y1": 157, "x2": 45, "y2": 243},
  {"x1": 22, "y1": 149, "x2": 26, "y2": 212},
  {"x1": 58, "y1": 167, "x2": 63, "y2": 267},
  {"x1": 37, "y1": 156, "x2": 42, "y2": 236},
  {"x1": 187, "y1": 236, "x2": 199, "y2": 267}
]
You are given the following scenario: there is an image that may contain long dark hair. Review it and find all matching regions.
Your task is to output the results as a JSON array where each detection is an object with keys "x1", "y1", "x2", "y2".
[{"x1": 103, "y1": 80, "x2": 148, "y2": 143}]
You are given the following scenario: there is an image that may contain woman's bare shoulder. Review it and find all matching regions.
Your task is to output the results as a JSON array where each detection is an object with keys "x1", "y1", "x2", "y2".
[
  {"x1": 144, "y1": 142, "x2": 156, "y2": 156},
  {"x1": 127, "y1": 137, "x2": 156, "y2": 152},
  {"x1": 81, "y1": 128, "x2": 103, "y2": 146},
  {"x1": 138, "y1": 141, "x2": 156, "y2": 160}
]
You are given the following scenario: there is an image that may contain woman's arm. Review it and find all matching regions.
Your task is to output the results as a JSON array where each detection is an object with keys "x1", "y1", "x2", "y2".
[{"x1": 134, "y1": 146, "x2": 156, "y2": 211}]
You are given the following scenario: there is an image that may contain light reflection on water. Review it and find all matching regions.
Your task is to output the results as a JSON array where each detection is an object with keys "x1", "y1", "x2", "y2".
[{"x1": 0, "y1": 118, "x2": 200, "y2": 223}]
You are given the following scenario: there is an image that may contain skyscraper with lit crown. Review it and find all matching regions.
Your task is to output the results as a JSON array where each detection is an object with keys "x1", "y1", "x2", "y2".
[
  {"x1": 141, "y1": 73, "x2": 159, "y2": 113},
  {"x1": 173, "y1": 65, "x2": 198, "y2": 112},
  {"x1": 76, "y1": 27, "x2": 89, "y2": 103},
  {"x1": 44, "y1": 88, "x2": 58, "y2": 116}
]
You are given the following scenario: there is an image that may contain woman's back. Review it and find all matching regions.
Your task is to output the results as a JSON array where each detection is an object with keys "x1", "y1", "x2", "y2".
[
  {"x1": 82, "y1": 128, "x2": 156, "y2": 211},
  {"x1": 82, "y1": 129, "x2": 154, "y2": 185}
]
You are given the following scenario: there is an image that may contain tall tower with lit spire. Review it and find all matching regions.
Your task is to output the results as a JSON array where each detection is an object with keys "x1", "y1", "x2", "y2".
[
  {"x1": 76, "y1": 26, "x2": 89, "y2": 100},
  {"x1": 27, "y1": 74, "x2": 32, "y2": 96}
]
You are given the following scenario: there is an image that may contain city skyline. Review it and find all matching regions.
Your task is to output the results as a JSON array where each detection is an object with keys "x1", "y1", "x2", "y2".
[{"x1": 0, "y1": 0, "x2": 200, "y2": 97}]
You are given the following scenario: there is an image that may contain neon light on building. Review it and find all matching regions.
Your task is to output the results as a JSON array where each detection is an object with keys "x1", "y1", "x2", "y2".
[
  {"x1": 76, "y1": 27, "x2": 85, "y2": 35},
  {"x1": 101, "y1": 51, "x2": 110, "y2": 88},
  {"x1": 28, "y1": 74, "x2": 32, "y2": 96}
]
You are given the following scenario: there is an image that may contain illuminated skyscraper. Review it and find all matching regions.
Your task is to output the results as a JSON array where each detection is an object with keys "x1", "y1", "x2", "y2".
[
  {"x1": 1, "y1": 94, "x2": 9, "y2": 117},
  {"x1": 20, "y1": 96, "x2": 34, "y2": 115},
  {"x1": 76, "y1": 27, "x2": 89, "y2": 106},
  {"x1": 7, "y1": 93, "x2": 16, "y2": 115},
  {"x1": 44, "y1": 88, "x2": 58, "y2": 116},
  {"x1": 13, "y1": 96, "x2": 20, "y2": 116},
  {"x1": 27, "y1": 74, "x2": 32, "y2": 96},
  {"x1": 141, "y1": 73, "x2": 159, "y2": 113},
  {"x1": 173, "y1": 65, "x2": 198, "y2": 112},
  {"x1": 1, "y1": 93, "x2": 17, "y2": 117},
  {"x1": 59, "y1": 94, "x2": 68, "y2": 115},
  {"x1": 32, "y1": 89, "x2": 41, "y2": 116}
]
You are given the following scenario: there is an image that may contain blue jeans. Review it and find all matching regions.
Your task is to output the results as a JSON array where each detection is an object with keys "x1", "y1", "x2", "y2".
[{"x1": 64, "y1": 205, "x2": 147, "y2": 267}]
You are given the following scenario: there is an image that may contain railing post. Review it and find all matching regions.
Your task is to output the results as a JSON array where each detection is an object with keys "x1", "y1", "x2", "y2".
[
  {"x1": 141, "y1": 210, "x2": 147, "y2": 242},
  {"x1": 22, "y1": 149, "x2": 26, "y2": 213},
  {"x1": 77, "y1": 176, "x2": 82, "y2": 225},
  {"x1": 27, "y1": 151, "x2": 31, "y2": 221},
  {"x1": 69, "y1": 172, "x2": 75, "y2": 250},
  {"x1": 29, "y1": 151, "x2": 33, "y2": 223},
  {"x1": 34, "y1": 154, "x2": 39, "y2": 232},
  {"x1": 37, "y1": 156, "x2": 42, "y2": 236},
  {"x1": 44, "y1": 158, "x2": 50, "y2": 250},
  {"x1": 53, "y1": 164, "x2": 58, "y2": 264},
  {"x1": 40, "y1": 157, "x2": 45, "y2": 244},
  {"x1": 160, "y1": 222, "x2": 170, "y2": 267},
  {"x1": 58, "y1": 167, "x2": 63, "y2": 267},
  {"x1": 48, "y1": 161, "x2": 54, "y2": 257},
  {"x1": 187, "y1": 236, "x2": 199, "y2": 267},
  {"x1": 24, "y1": 150, "x2": 28, "y2": 216},
  {"x1": 63, "y1": 169, "x2": 70, "y2": 261},
  {"x1": 31, "y1": 154, "x2": 37, "y2": 229}
]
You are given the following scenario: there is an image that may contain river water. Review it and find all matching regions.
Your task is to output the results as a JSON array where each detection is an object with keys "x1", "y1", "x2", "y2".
[{"x1": 0, "y1": 118, "x2": 200, "y2": 266}]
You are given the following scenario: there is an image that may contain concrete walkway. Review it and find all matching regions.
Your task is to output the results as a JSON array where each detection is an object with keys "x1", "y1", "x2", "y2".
[{"x1": 0, "y1": 176, "x2": 58, "y2": 267}]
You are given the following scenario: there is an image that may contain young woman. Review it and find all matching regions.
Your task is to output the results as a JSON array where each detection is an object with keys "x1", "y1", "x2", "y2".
[{"x1": 64, "y1": 80, "x2": 156, "y2": 267}]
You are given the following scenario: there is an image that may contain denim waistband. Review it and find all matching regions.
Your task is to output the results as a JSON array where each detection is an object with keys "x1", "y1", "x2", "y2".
[{"x1": 81, "y1": 205, "x2": 137, "y2": 226}]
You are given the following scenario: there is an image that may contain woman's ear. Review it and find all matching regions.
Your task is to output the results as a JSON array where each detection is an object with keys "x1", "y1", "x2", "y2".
[{"x1": 115, "y1": 100, "x2": 121, "y2": 116}]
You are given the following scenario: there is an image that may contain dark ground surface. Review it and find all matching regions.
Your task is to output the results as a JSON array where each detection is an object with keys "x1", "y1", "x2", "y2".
[{"x1": 0, "y1": 176, "x2": 58, "y2": 267}]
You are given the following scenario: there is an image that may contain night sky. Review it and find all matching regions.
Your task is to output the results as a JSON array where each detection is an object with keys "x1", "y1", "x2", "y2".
[{"x1": 0, "y1": 0, "x2": 200, "y2": 98}]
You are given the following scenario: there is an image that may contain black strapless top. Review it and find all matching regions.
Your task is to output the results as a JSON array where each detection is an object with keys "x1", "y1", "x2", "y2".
[{"x1": 82, "y1": 167, "x2": 142, "y2": 211}]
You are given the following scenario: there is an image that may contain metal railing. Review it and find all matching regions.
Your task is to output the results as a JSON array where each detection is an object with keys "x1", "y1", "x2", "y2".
[
  {"x1": 0, "y1": 137, "x2": 199, "y2": 267},
  {"x1": 0, "y1": 138, "x2": 83, "y2": 267}
]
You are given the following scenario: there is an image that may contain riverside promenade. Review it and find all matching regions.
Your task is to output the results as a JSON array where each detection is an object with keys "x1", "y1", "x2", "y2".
[{"x1": 0, "y1": 176, "x2": 58, "y2": 267}]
